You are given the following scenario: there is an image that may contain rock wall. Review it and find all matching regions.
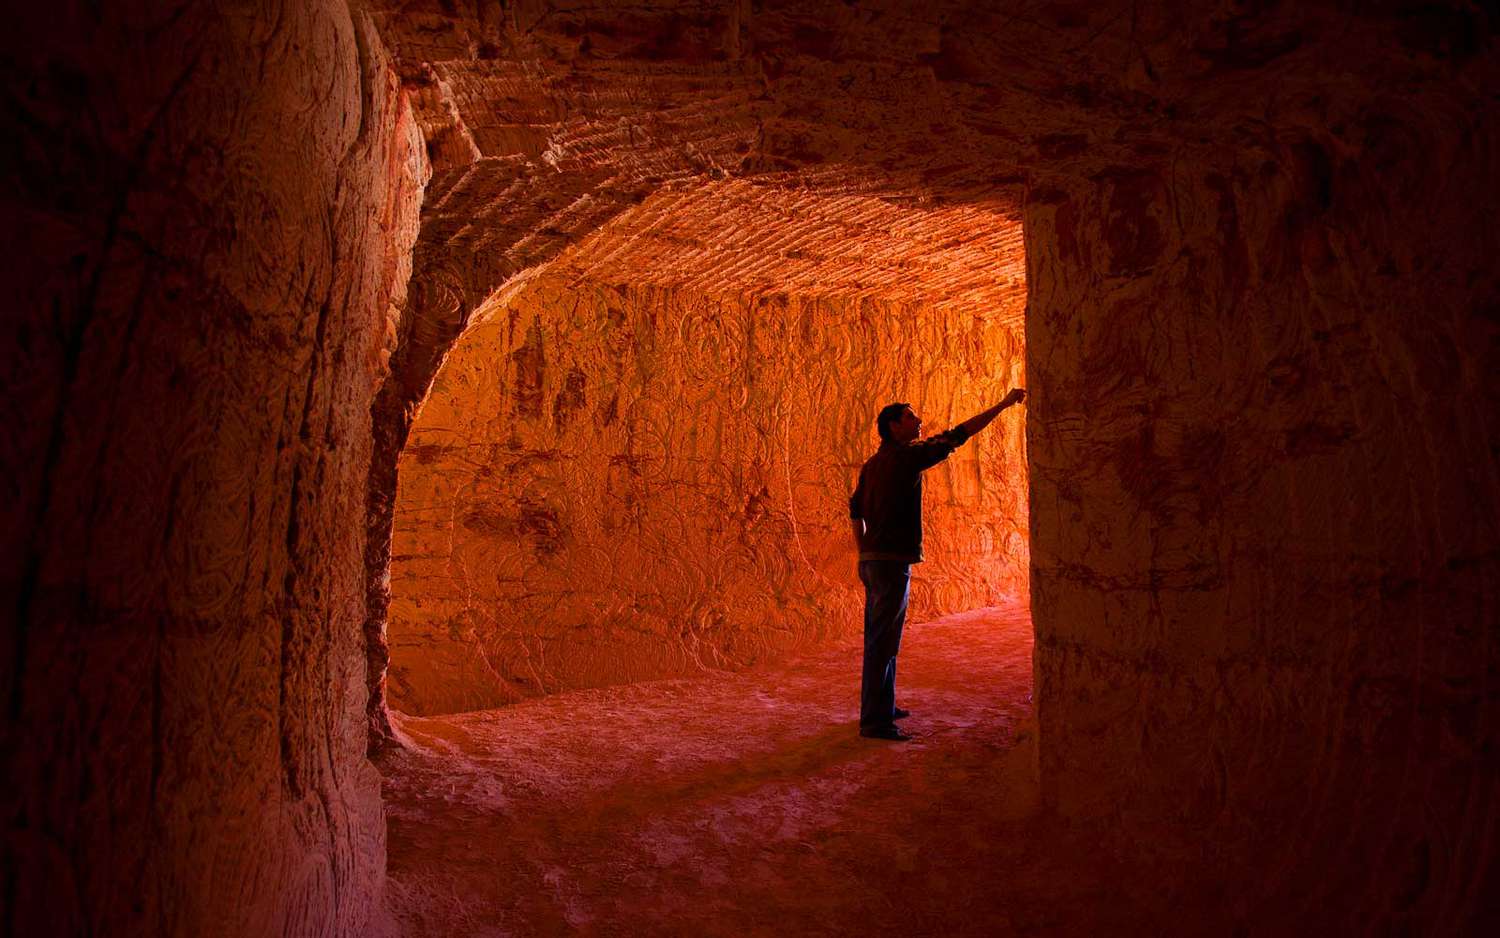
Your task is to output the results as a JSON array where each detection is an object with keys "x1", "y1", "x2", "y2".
[
  {"x1": 362, "y1": 1, "x2": 1499, "y2": 925},
  {"x1": 1026, "y1": 109, "x2": 1500, "y2": 926},
  {"x1": 0, "y1": 3, "x2": 424, "y2": 935},
  {"x1": 357, "y1": 4, "x2": 766, "y2": 737},
  {"x1": 388, "y1": 272, "x2": 1027, "y2": 714},
  {"x1": 3, "y1": 1, "x2": 1495, "y2": 934}
]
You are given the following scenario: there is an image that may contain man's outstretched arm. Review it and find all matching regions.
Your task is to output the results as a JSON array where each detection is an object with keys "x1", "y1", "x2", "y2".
[
  {"x1": 906, "y1": 389, "x2": 1027, "y2": 472},
  {"x1": 955, "y1": 388, "x2": 1026, "y2": 439}
]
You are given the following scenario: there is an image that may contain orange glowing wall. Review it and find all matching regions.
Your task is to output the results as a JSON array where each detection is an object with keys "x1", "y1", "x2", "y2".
[{"x1": 387, "y1": 272, "x2": 1027, "y2": 715}]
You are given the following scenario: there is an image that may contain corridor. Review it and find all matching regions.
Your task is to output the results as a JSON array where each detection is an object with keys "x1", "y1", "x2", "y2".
[{"x1": 379, "y1": 603, "x2": 1197, "y2": 936}]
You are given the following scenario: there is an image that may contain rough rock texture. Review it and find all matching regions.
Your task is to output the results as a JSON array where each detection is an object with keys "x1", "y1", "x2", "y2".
[
  {"x1": 385, "y1": 186, "x2": 1028, "y2": 711},
  {"x1": 3, "y1": 0, "x2": 1498, "y2": 935},
  {"x1": 362, "y1": 0, "x2": 1500, "y2": 930},
  {"x1": 359, "y1": 2, "x2": 770, "y2": 737},
  {"x1": 1026, "y1": 120, "x2": 1500, "y2": 924},
  {"x1": 379, "y1": 605, "x2": 1067, "y2": 935},
  {"x1": 1, "y1": 3, "x2": 423, "y2": 935}
]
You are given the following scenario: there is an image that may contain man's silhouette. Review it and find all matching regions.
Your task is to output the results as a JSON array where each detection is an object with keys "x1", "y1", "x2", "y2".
[{"x1": 848, "y1": 390, "x2": 1027, "y2": 740}]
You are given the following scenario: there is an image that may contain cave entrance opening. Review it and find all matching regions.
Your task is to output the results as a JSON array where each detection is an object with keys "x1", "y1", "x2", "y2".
[{"x1": 382, "y1": 180, "x2": 1031, "y2": 723}]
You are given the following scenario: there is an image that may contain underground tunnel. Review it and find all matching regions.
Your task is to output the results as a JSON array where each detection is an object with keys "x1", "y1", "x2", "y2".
[
  {"x1": 385, "y1": 179, "x2": 1030, "y2": 715},
  {"x1": 3, "y1": 1, "x2": 1498, "y2": 936}
]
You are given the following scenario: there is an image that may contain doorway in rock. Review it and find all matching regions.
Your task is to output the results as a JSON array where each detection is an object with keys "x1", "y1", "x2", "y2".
[
  {"x1": 378, "y1": 178, "x2": 1037, "y2": 932},
  {"x1": 384, "y1": 179, "x2": 1031, "y2": 718}
]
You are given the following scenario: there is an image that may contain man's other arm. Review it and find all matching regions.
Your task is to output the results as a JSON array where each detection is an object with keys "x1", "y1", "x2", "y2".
[{"x1": 849, "y1": 479, "x2": 865, "y2": 551}]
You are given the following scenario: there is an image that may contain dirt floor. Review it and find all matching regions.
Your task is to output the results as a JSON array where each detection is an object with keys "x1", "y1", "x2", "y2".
[{"x1": 378, "y1": 603, "x2": 1202, "y2": 936}]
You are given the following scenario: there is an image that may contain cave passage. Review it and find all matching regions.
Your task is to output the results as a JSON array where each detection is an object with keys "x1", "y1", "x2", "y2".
[
  {"x1": 377, "y1": 180, "x2": 1041, "y2": 928},
  {"x1": 381, "y1": 604, "x2": 1057, "y2": 934},
  {"x1": 384, "y1": 179, "x2": 1032, "y2": 717},
  {"x1": 11, "y1": 2, "x2": 1499, "y2": 934}
]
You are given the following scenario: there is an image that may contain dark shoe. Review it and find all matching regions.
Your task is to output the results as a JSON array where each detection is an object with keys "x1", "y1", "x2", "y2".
[
  {"x1": 892, "y1": 707, "x2": 911, "y2": 720},
  {"x1": 860, "y1": 724, "x2": 912, "y2": 742}
]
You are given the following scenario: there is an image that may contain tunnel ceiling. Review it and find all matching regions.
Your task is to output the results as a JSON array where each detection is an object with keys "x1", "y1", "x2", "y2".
[
  {"x1": 364, "y1": 0, "x2": 1485, "y2": 408},
  {"x1": 487, "y1": 178, "x2": 1027, "y2": 322},
  {"x1": 366, "y1": 0, "x2": 1476, "y2": 196}
]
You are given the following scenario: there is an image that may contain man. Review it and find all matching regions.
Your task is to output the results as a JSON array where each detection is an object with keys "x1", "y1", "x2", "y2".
[{"x1": 848, "y1": 389, "x2": 1027, "y2": 740}]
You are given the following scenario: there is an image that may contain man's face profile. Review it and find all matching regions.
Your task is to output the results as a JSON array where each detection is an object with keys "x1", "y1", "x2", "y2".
[{"x1": 892, "y1": 407, "x2": 922, "y2": 443}]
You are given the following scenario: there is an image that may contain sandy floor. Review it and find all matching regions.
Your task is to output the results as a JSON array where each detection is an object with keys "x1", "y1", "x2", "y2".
[{"x1": 378, "y1": 604, "x2": 1186, "y2": 936}]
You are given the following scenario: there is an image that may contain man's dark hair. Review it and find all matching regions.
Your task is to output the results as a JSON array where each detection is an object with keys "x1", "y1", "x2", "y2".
[{"x1": 876, "y1": 402, "x2": 910, "y2": 442}]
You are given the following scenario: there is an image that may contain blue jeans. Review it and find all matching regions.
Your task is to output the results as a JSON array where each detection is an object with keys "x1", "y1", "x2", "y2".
[{"x1": 858, "y1": 559, "x2": 911, "y2": 727}]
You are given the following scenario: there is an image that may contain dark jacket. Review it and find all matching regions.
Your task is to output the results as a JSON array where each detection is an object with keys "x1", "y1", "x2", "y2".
[{"x1": 848, "y1": 426, "x2": 971, "y2": 563}]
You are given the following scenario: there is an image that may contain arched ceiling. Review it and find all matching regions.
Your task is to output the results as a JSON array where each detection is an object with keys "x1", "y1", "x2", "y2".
[
  {"x1": 529, "y1": 177, "x2": 1027, "y2": 323},
  {"x1": 363, "y1": 0, "x2": 1487, "y2": 341}
]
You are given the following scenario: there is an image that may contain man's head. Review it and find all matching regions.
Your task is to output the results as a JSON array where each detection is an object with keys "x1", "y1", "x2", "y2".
[{"x1": 876, "y1": 402, "x2": 922, "y2": 443}]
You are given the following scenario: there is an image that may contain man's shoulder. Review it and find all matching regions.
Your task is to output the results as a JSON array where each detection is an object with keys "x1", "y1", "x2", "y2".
[{"x1": 864, "y1": 444, "x2": 904, "y2": 465}]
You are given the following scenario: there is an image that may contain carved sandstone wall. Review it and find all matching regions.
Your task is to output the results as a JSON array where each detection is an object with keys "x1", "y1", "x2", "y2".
[
  {"x1": 362, "y1": 2, "x2": 1498, "y2": 926},
  {"x1": 1026, "y1": 117, "x2": 1500, "y2": 926},
  {"x1": 1, "y1": 3, "x2": 424, "y2": 935},
  {"x1": 3, "y1": 1, "x2": 1497, "y2": 935},
  {"x1": 388, "y1": 264, "x2": 1027, "y2": 714}
]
